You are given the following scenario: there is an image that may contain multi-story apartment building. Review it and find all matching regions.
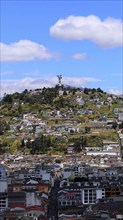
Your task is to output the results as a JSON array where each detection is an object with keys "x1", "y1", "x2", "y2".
[
  {"x1": 81, "y1": 187, "x2": 105, "y2": 204},
  {"x1": 0, "y1": 165, "x2": 8, "y2": 212}
]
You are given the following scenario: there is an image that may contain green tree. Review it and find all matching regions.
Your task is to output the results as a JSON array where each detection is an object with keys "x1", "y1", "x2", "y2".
[
  {"x1": 85, "y1": 126, "x2": 91, "y2": 133},
  {"x1": 92, "y1": 88, "x2": 96, "y2": 94},
  {"x1": 0, "y1": 120, "x2": 10, "y2": 135},
  {"x1": 112, "y1": 121, "x2": 118, "y2": 129},
  {"x1": 84, "y1": 88, "x2": 89, "y2": 94},
  {"x1": 3, "y1": 94, "x2": 13, "y2": 103},
  {"x1": 119, "y1": 122, "x2": 123, "y2": 129},
  {"x1": 97, "y1": 88, "x2": 103, "y2": 93},
  {"x1": 18, "y1": 104, "x2": 22, "y2": 114}
]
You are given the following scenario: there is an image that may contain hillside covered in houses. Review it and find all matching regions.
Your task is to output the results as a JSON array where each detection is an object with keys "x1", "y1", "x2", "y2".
[{"x1": 0, "y1": 85, "x2": 123, "y2": 155}]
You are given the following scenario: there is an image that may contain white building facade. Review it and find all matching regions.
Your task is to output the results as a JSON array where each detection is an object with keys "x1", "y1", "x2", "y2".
[
  {"x1": 0, "y1": 165, "x2": 8, "y2": 211},
  {"x1": 81, "y1": 188, "x2": 105, "y2": 205}
]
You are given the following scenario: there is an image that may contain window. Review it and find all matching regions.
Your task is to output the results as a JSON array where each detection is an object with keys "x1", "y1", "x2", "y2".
[
  {"x1": 0, "y1": 205, "x2": 6, "y2": 207},
  {"x1": 0, "y1": 201, "x2": 6, "y2": 204},
  {"x1": 84, "y1": 199, "x2": 88, "y2": 203}
]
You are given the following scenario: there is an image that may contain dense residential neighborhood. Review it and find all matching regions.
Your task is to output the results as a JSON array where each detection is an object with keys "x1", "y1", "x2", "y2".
[
  {"x1": 0, "y1": 85, "x2": 123, "y2": 220},
  {"x1": 0, "y1": 150, "x2": 123, "y2": 220}
]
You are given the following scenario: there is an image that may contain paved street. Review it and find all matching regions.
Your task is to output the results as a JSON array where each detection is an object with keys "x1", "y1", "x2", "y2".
[{"x1": 47, "y1": 178, "x2": 60, "y2": 220}]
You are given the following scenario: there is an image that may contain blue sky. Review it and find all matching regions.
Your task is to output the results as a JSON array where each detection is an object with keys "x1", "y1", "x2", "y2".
[{"x1": 1, "y1": 0, "x2": 123, "y2": 96}]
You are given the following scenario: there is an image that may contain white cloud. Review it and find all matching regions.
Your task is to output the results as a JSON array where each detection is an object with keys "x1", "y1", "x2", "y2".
[
  {"x1": 0, "y1": 40, "x2": 53, "y2": 62},
  {"x1": 109, "y1": 89, "x2": 123, "y2": 95},
  {"x1": 1, "y1": 76, "x2": 100, "y2": 96},
  {"x1": 71, "y1": 53, "x2": 87, "y2": 60},
  {"x1": 1, "y1": 70, "x2": 40, "y2": 77},
  {"x1": 50, "y1": 15, "x2": 123, "y2": 48},
  {"x1": 62, "y1": 76, "x2": 100, "y2": 87}
]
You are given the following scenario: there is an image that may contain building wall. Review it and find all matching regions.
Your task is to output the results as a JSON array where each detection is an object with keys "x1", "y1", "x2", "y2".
[
  {"x1": 0, "y1": 166, "x2": 8, "y2": 211},
  {"x1": 58, "y1": 192, "x2": 81, "y2": 207},
  {"x1": 0, "y1": 193, "x2": 8, "y2": 211},
  {"x1": 86, "y1": 151, "x2": 118, "y2": 156},
  {"x1": 81, "y1": 188, "x2": 104, "y2": 205},
  {"x1": 63, "y1": 171, "x2": 72, "y2": 179},
  {"x1": 42, "y1": 173, "x2": 50, "y2": 181},
  {"x1": 0, "y1": 181, "x2": 7, "y2": 192},
  {"x1": 26, "y1": 192, "x2": 41, "y2": 207},
  {"x1": 96, "y1": 189, "x2": 105, "y2": 200},
  {"x1": 8, "y1": 192, "x2": 26, "y2": 208}
]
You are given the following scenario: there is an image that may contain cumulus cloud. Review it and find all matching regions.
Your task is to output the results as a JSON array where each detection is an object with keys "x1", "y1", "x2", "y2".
[
  {"x1": 109, "y1": 89, "x2": 123, "y2": 95},
  {"x1": 50, "y1": 15, "x2": 123, "y2": 48},
  {"x1": 62, "y1": 76, "x2": 99, "y2": 87},
  {"x1": 1, "y1": 76, "x2": 100, "y2": 96},
  {"x1": 1, "y1": 70, "x2": 40, "y2": 77},
  {"x1": 71, "y1": 53, "x2": 87, "y2": 60},
  {"x1": 0, "y1": 40, "x2": 53, "y2": 62}
]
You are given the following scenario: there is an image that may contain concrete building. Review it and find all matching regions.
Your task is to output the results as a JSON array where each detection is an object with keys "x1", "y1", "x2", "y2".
[
  {"x1": 81, "y1": 187, "x2": 105, "y2": 205},
  {"x1": 0, "y1": 165, "x2": 8, "y2": 212}
]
